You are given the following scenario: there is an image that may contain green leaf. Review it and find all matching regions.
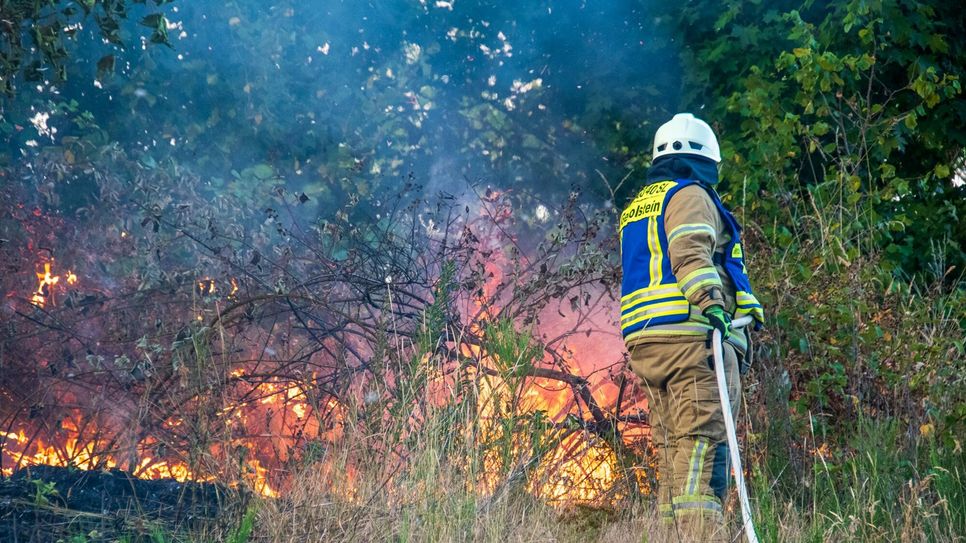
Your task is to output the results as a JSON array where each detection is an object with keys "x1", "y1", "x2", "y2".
[
  {"x1": 880, "y1": 163, "x2": 896, "y2": 179},
  {"x1": 151, "y1": 27, "x2": 172, "y2": 47},
  {"x1": 522, "y1": 134, "x2": 542, "y2": 149},
  {"x1": 96, "y1": 55, "x2": 115, "y2": 78},
  {"x1": 927, "y1": 33, "x2": 949, "y2": 54},
  {"x1": 251, "y1": 164, "x2": 275, "y2": 179},
  {"x1": 140, "y1": 14, "x2": 165, "y2": 28}
]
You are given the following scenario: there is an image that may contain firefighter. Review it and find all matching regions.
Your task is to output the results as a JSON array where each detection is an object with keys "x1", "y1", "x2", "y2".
[{"x1": 619, "y1": 113, "x2": 765, "y2": 539}]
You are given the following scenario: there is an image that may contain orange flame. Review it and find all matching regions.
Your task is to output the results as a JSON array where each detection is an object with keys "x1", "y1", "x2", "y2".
[
  {"x1": 31, "y1": 262, "x2": 60, "y2": 307},
  {"x1": 11, "y1": 198, "x2": 639, "y2": 507},
  {"x1": 2, "y1": 419, "x2": 279, "y2": 497},
  {"x1": 29, "y1": 261, "x2": 79, "y2": 308},
  {"x1": 198, "y1": 278, "x2": 216, "y2": 295}
]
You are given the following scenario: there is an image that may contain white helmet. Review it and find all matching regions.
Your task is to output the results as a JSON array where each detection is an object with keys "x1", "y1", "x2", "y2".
[{"x1": 652, "y1": 113, "x2": 721, "y2": 163}]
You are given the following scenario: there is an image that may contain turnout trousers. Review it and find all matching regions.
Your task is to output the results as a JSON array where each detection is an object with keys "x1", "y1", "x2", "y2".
[{"x1": 628, "y1": 338, "x2": 740, "y2": 541}]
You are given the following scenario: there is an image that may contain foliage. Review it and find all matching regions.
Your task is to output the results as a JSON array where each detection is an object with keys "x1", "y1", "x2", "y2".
[
  {"x1": 668, "y1": 1, "x2": 966, "y2": 533},
  {"x1": 667, "y1": 0, "x2": 965, "y2": 447},
  {"x1": 0, "y1": 0, "x2": 174, "y2": 95},
  {"x1": 29, "y1": 477, "x2": 59, "y2": 506},
  {"x1": 750, "y1": 239, "x2": 966, "y2": 440},
  {"x1": 226, "y1": 505, "x2": 256, "y2": 543},
  {"x1": 675, "y1": 0, "x2": 966, "y2": 275}
]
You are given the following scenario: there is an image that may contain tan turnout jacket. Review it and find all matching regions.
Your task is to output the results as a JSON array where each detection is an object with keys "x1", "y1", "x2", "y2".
[{"x1": 626, "y1": 184, "x2": 747, "y2": 356}]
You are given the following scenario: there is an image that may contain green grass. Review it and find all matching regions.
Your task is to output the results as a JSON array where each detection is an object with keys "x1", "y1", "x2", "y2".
[{"x1": 750, "y1": 414, "x2": 964, "y2": 543}]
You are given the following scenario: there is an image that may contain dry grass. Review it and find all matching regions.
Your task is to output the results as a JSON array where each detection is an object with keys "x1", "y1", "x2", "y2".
[
  {"x1": 243, "y1": 317, "x2": 964, "y2": 543},
  {"x1": 243, "y1": 416, "x2": 964, "y2": 543}
]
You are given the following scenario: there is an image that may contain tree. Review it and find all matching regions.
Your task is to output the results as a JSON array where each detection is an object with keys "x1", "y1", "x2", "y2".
[
  {"x1": 672, "y1": 0, "x2": 966, "y2": 275},
  {"x1": 0, "y1": 0, "x2": 173, "y2": 95}
]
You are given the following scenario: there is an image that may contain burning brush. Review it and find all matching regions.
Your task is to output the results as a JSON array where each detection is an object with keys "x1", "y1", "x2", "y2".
[{"x1": 29, "y1": 260, "x2": 78, "y2": 309}]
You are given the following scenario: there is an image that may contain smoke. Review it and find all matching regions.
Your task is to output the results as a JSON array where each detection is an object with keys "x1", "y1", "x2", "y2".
[
  {"x1": 20, "y1": 0, "x2": 681, "y2": 208},
  {"x1": 1, "y1": 0, "x2": 674, "y2": 493}
]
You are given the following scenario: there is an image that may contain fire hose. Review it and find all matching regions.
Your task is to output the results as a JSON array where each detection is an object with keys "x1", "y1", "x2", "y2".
[{"x1": 713, "y1": 314, "x2": 760, "y2": 543}]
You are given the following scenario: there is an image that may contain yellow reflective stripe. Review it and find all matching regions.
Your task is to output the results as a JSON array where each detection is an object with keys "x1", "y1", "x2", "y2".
[
  {"x1": 671, "y1": 494, "x2": 723, "y2": 514},
  {"x1": 621, "y1": 299, "x2": 690, "y2": 320},
  {"x1": 685, "y1": 439, "x2": 709, "y2": 496},
  {"x1": 727, "y1": 332, "x2": 748, "y2": 352},
  {"x1": 620, "y1": 285, "x2": 683, "y2": 310},
  {"x1": 620, "y1": 299, "x2": 690, "y2": 326},
  {"x1": 620, "y1": 286, "x2": 647, "y2": 302},
  {"x1": 623, "y1": 320, "x2": 749, "y2": 351},
  {"x1": 621, "y1": 293, "x2": 687, "y2": 314},
  {"x1": 736, "y1": 306, "x2": 766, "y2": 324},
  {"x1": 672, "y1": 506, "x2": 723, "y2": 516},
  {"x1": 667, "y1": 222, "x2": 716, "y2": 245},
  {"x1": 620, "y1": 303, "x2": 691, "y2": 330},
  {"x1": 736, "y1": 291, "x2": 761, "y2": 306},
  {"x1": 683, "y1": 277, "x2": 721, "y2": 298},
  {"x1": 679, "y1": 267, "x2": 720, "y2": 287},
  {"x1": 659, "y1": 503, "x2": 675, "y2": 522},
  {"x1": 648, "y1": 218, "x2": 662, "y2": 286},
  {"x1": 679, "y1": 267, "x2": 722, "y2": 299}
]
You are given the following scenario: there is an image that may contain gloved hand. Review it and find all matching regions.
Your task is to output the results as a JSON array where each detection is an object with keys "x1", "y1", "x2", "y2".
[{"x1": 703, "y1": 305, "x2": 731, "y2": 341}]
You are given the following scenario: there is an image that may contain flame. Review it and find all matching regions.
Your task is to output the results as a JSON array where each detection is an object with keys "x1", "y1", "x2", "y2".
[
  {"x1": 29, "y1": 261, "x2": 80, "y2": 308},
  {"x1": 455, "y1": 198, "x2": 638, "y2": 506},
  {"x1": 464, "y1": 289, "x2": 624, "y2": 504},
  {"x1": 528, "y1": 433, "x2": 618, "y2": 503},
  {"x1": 198, "y1": 278, "x2": 216, "y2": 295},
  {"x1": 7, "y1": 199, "x2": 641, "y2": 507},
  {"x1": 31, "y1": 262, "x2": 60, "y2": 307},
  {"x1": 471, "y1": 361, "x2": 623, "y2": 505},
  {"x1": 0, "y1": 370, "x2": 321, "y2": 499},
  {"x1": 2, "y1": 419, "x2": 280, "y2": 497}
]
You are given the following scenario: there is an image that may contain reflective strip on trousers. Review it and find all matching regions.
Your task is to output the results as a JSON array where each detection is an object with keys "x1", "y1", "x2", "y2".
[
  {"x1": 685, "y1": 438, "x2": 710, "y2": 496},
  {"x1": 659, "y1": 503, "x2": 674, "y2": 522},
  {"x1": 671, "y1": 494, "x2": 724, "y2": 515}
]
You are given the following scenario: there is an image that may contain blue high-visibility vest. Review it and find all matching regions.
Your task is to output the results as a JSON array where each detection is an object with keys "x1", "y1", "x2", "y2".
[{"x1": 619, "y1": 178, "x2": 764, "y2": 343}]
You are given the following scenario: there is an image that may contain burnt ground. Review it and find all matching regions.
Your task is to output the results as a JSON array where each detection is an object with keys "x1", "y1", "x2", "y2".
[{"x1": 0, "y1": 465, "x2": 248, "y2": 542}]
